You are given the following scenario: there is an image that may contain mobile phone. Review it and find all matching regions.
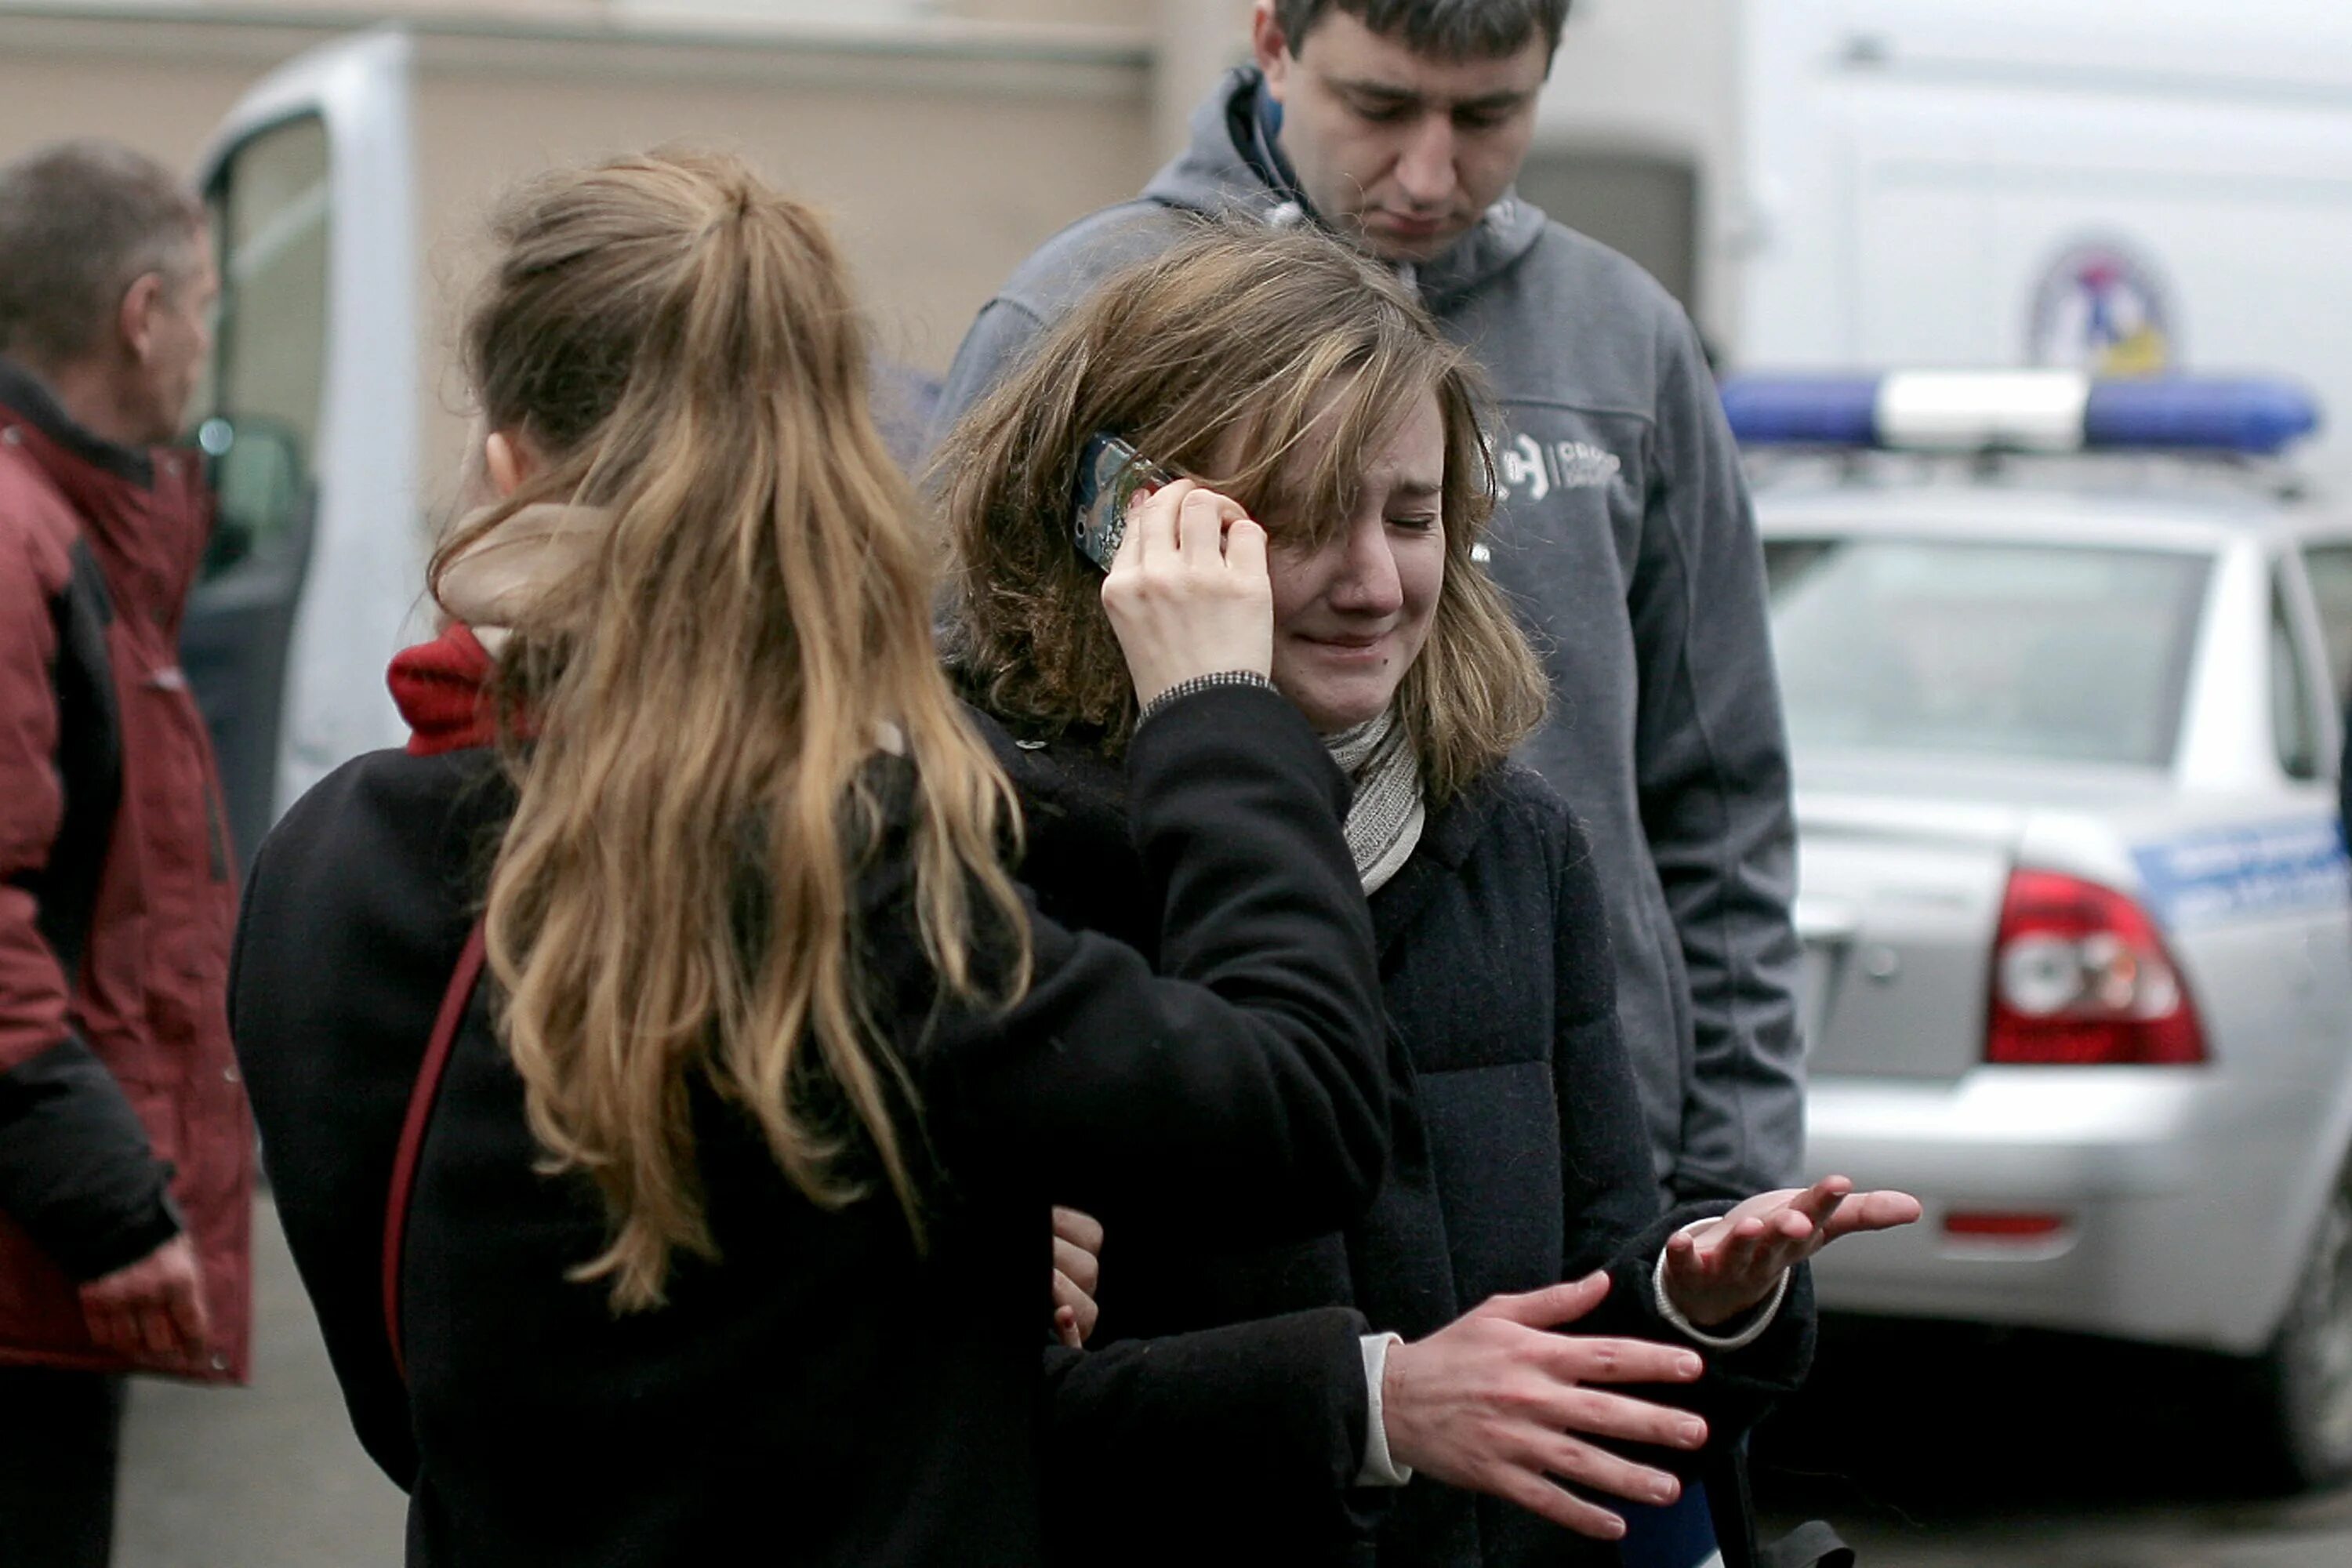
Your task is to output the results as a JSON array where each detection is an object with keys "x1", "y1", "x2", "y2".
[{"x1": 1072, "y1": 432, "x2": 1174, "y2": 571}]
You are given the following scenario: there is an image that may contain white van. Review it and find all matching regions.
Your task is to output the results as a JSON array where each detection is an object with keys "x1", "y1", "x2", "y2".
[{"x1": 180, "y1": 20, "x2": 1145, "y2": 862}]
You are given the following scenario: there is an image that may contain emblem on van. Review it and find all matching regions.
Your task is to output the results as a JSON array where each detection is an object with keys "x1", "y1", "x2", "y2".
[{"x1": 2028, "y1": 238, "x2": 2177, "y2": 378}]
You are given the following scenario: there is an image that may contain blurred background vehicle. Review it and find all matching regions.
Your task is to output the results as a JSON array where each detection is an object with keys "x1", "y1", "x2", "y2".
[{"x1": 1733, "y1": 369, "x2": 2352, "y2": 1488}]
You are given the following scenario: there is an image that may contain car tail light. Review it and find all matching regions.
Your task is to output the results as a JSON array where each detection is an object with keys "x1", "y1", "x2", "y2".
[{"x1": 1987, "y1": 868, "x2": 2205, "y2": 1065}]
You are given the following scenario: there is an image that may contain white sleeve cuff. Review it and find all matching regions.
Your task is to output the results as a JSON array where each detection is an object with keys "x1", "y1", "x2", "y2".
[
  {"x1": 1357, "y1": 1333, "x2": 1413, "y2": 1486},
  {"x1": 1651, "y1": 1218, "x2": 1791, "y2": 1352}
]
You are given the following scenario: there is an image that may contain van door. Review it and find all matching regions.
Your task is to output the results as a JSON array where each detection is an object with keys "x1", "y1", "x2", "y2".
[{"x1": 187, "y1": 26, "x2": 420, "y2": 864}]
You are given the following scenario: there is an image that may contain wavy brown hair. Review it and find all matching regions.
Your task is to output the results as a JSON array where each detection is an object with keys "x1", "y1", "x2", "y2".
[
  {"x1": 433, "y1": 151, "x2": 1027, "y2": 1311},
  {"x1": 937, "y1": 220, "x2": 1546, "y2": 803}
]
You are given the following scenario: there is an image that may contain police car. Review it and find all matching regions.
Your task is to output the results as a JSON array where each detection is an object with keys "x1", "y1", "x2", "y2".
[{"x1": 1733, "y1": 372, "x2": 2352, "y2": 1486}]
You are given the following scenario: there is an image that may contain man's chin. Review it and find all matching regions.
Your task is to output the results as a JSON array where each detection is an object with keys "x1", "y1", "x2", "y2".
[{"x1": 1352, "y1": 222, "x2": 1468, "y2": 266}]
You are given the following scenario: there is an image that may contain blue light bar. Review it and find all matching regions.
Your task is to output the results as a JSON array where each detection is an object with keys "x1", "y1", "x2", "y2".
[
  {"x1": 2081, "y1": 379, "x2": 2320, "y2": 454},
  {"x1": 1719, "y1": 375, "x2": 1878, "y2": 447},
  {"x1": 1721, "y1": 372, "x2": 2321, "y2": 457}
]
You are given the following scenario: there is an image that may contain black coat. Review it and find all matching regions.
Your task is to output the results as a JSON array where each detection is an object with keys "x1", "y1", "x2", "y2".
[
  {"x1": 973, "y1": 714, "x2": 1815, "y2": 1568},
  {"x1": 228, "y1": 684, "x2": 1392, "y2": 1567}
]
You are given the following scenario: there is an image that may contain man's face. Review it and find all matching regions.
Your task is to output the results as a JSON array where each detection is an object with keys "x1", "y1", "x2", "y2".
[
  {"x1": 131, "y1": 227, "x2": 218, "y2": 445},
  {"x1": 1256, "y1": 5, "x2": 1551, "y2": 264}
]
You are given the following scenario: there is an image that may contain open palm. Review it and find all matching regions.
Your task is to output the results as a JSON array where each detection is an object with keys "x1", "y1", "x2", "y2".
[{"x1": 1663, "y1": 1175, "x2": 1922, "y2": 1328}]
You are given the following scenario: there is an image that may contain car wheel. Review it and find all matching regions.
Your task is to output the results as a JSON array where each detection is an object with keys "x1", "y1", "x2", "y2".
[{"x1": 2254, "y1": 1173, "x2": 2352, "y2": 1489}]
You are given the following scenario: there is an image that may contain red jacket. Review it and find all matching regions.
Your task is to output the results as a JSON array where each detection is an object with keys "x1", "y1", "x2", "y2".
[{"x1": 0, "y1": 360, "x2": 251, "y2": 1382}]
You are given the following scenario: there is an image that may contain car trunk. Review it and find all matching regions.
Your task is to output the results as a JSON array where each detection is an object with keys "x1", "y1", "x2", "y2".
[{"x1": 1795, "y1": 760, "x2": 2031, "y2": 1080}]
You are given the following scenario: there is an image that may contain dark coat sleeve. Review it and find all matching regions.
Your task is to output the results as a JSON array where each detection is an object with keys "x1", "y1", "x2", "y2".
[
  {"x1": 892, "y1": 683, "x2": 1390, "y2": 1241},
  {"x1": 1040, "y1": 1307, "x2": 1382, "y2": 1563},
  {"x1": 1549, "y1": 812, "x2": 1668, "y2": 1279},
  {"x1": 230, "y1": 821, "x2": 430, "y2": 1491},
  {"x1": 229, "y1": 747, "x2": 502, "y2": 1492}
]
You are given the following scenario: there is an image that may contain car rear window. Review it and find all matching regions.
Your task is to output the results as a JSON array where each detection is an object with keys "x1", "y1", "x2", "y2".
[{"x1": 1763, "y1": 538, "x2": 2211, "y2": 767}]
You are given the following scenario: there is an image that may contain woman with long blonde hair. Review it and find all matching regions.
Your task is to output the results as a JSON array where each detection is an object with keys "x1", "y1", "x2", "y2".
[
  {"x1": 939, "y1": 221, "x2": 1917, "y2": 1568},
  {"x1": 228, "y1": 153, "x2": 1391, "y2": 1566}
]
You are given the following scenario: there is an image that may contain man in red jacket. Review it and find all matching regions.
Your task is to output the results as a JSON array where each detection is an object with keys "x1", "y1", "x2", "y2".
[{"x1": 0, "y1": 139, "x2": 251, "y2": 1567}]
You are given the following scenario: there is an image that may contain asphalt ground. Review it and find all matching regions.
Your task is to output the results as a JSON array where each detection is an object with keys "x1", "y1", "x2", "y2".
[
  {"x1": 111, "y1": 1202, "x2": 2352, "y2": 1566},
  {"x1": 1754, "y1": 1316, "x2": 2352, "y2": 1566}
]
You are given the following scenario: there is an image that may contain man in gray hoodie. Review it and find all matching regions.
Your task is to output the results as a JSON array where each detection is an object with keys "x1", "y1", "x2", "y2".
[{"x1": 934, "y1": 0, "x2": 1805, "y2": 1207}]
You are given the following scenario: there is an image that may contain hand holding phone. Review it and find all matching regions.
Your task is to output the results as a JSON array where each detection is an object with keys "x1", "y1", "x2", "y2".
[{"x1": 1096, "y1": 475, "x2": 1272, "y2": 708}]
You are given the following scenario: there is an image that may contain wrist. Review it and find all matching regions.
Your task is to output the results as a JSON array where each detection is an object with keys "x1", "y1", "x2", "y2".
[
  {"x1": 1655, "y1": 1220, "x2": 1791, "y2": 1349},
  {"x1": 1378, "y1": 1334, "x2": 1421, "y2": 1469},
  {"x1": 1134, "y1": 669, "x2": 1273, "y2": 726},
  {"x1": 1358, "y1": 1332, "x2": 1411, "y2": 1486}
]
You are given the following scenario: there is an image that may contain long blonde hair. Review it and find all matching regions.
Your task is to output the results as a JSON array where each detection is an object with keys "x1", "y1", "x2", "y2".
[
  {"x1": 936, "y1": 220, "x2": 1546, "y2": 802},
  {"x1": 433, "y1": 151, "x2": 1027, "y2": 1311}
]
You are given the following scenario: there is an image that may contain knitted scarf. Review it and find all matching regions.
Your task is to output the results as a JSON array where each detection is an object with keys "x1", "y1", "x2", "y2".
[{"x1": 1323, "y1": 709, "x2": 1425, "y2": 895}]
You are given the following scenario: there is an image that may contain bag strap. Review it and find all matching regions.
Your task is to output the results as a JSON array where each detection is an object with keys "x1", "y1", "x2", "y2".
[{"x1": 382, "y1": 920, "x2": 487, "y2": 1384}]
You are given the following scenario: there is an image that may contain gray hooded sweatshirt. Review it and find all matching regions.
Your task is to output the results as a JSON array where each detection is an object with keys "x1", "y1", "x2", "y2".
[{"x1": 932, "y1": 68, "x2": 1803, "y2": 1203}]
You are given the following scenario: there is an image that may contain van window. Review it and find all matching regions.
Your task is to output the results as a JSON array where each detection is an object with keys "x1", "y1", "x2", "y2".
[{"x1": 202, "y1": 114, "x2": 329, "y2": 580}]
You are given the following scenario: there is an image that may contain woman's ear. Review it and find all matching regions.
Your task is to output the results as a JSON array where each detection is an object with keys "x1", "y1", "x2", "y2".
[{"x1": 484, "y1": 429, "x2": 539, "y2": 499}]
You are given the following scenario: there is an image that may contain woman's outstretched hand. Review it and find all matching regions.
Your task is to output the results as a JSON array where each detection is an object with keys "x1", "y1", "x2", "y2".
[
  {"x1": 1662, "y1": 1175, "x2": 1922, "y2": 1328},
  {"x1": 1098, "y1": 477, "x2": 1272, "y2": 708},
  {"x1": 1381, "y1": 1273, "x2": 1708, "y2": 1542}
]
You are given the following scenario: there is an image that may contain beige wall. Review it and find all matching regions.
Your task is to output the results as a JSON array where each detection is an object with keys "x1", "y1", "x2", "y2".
[
  {"x1": 956, "y1": 0, "x2": 1151, "y2": 25},
  {"x1": 400, "y1": 27, "x2": 1152, "y2": 487},
  {"x1": 0, "y1": 7, "x2": 1155, "y2": 502},
  {"x1": 0, "y1": 17, "x2": 317, "y2": 184}
]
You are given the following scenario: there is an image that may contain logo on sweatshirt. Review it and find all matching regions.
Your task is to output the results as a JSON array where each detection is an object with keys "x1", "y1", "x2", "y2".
[{"x1": 1489, "y1": 430, "x2": 1624, "y2": 503}]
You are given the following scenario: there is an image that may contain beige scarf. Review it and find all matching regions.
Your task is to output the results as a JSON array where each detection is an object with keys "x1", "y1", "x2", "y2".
[{"x1": 434, "y1": 502, "x2": 610, "y2": 636}]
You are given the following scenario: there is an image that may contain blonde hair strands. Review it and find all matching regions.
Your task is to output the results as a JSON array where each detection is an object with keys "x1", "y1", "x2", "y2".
[
  {"x1": 937, "y1": 220, "x2": 1546, "y2": 802},
  {"x1": 435, "y1": 151, "x2": 1027, "y2": 1311}
]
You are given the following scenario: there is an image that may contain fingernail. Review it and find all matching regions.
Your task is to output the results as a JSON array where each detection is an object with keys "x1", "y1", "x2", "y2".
[
  {"x1": 1681, "y1": 1421, "x2": 1706, "y2": 1446},
  {"x1": 1652, "y1": 1479, "x2": 1679, "y2": 1504},
  {"x1": 1601, "y1": 1515, "x2": 1627, "y2": 1540},
  {"x1": 1678, "y1": 1355, "x2": 1702, "y2": 1377}
]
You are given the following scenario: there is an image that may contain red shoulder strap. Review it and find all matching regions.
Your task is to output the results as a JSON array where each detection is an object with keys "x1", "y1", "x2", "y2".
[{"x1": 383, "y1": 921, "x2": 488, "y2": 1384}]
